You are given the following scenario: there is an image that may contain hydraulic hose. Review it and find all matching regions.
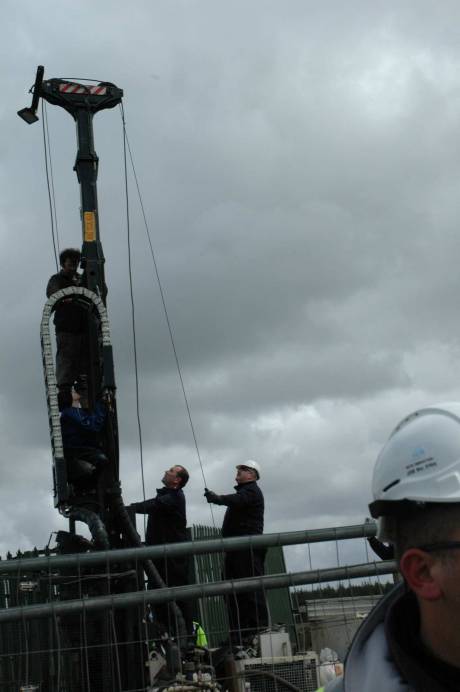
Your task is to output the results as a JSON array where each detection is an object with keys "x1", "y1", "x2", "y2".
[
  {"x1": 67, "y1": 507, "x2": 110, "y2": 550},
  {"x1": 108, "y1": 488, "x2": 188, "y2": 649}
]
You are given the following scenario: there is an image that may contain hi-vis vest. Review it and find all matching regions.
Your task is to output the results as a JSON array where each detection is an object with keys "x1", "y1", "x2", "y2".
[{"x1": 193, "y1": 621, "x2": 208, "y2": 647}]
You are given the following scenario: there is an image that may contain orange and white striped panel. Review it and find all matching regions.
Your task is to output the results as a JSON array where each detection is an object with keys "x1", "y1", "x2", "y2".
[{"x1": 58, "y1": 83, "x2": 107, "y2": 95}]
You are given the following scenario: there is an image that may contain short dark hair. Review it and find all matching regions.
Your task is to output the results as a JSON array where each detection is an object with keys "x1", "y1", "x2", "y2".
[
  {"x1": 389, "y1": 503, "x2": 460, "y2": 562},
  {"x1": 176, "y1": 466, "x2": 189, "y2": 488},
  {"x1": 73, "y1": 375, "x2": 87, "y2": 394},
  {"x1": 59, "y1": 248, "x2": 81, "y2": 267}
]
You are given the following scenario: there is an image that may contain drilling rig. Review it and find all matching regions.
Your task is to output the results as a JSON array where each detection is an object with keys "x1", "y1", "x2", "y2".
[{"x1": 17, "y1": 65, "x2": 188, "y2": 691}]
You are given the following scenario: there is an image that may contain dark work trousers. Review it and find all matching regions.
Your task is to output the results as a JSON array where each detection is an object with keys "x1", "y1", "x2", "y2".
[
  {"x1": 149, "y1": 556, "x2": 193, "y2": 640},
  {"x1": 65, "y1": 447, "x2": 108, "y2": 482},
  {"x1": 224, "y1": 548, "x2": 268, "y2": 644},
  {"x1": 56, "y1": 332, "x2": 89, "y2": 389}
]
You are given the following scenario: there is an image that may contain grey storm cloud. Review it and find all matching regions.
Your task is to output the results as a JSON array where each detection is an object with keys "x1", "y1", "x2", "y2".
[{"x1": 2, "y1": 0, "x2": 460, "y2": 572}]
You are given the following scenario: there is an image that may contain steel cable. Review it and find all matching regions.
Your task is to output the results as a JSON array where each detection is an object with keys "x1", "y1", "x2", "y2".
[
  {"x1": 119, "y1": 104, "x2": 215, "y2": 526},
  {"x1": 41, "y1": 100, "x2": 59, "y2": 271},
  {"x1": 120, "y1": 102, "x2": 147, "y2": 524},
  {"x1": 43, "y1": 102, "x2": 60, "y2": 256}
]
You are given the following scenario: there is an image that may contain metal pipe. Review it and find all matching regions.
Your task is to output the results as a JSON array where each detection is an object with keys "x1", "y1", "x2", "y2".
[
  {"x1": 0, "y1": 523, "x2": 377, "y2": 575},
  {"x1": 0, "y1": 560, "x2": 396, "y2": 624}
]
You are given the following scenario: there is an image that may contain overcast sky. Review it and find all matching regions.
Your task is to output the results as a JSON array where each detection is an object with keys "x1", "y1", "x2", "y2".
[{"x1": 2, "y1": 0, "x2": 460, "y2": 575}]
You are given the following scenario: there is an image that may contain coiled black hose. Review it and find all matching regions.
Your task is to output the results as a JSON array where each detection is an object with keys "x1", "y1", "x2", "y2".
[{"x1": 67, "y1": 506, "x2": 110, "y2": 550}]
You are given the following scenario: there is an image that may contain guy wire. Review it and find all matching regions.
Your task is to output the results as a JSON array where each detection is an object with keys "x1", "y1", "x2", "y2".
[
  {"x1": 119, "y1": 104, "x2": 215, "y2": 525},
  {"x1": 43, "y1": 102, "x2": 61, "y2": 256},
  {"x1": 120, "y1": 105, "x2": 147, "y2": 526},
  {"x1": 41, "y1": 100, "x2": 59, "y2": 271}
]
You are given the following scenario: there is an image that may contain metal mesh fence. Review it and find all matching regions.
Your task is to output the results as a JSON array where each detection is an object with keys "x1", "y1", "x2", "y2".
[{"x1": 0, "y1": 524, "x2": 396, "y2": 691}]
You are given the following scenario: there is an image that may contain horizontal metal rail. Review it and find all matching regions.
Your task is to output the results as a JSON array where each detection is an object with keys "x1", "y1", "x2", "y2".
[
  {"x1": 0, "y1": 560, "x2": 396, "y2": 624},
  {"x1": 0, "y1": 523, "x2": 377, "y2": 575}
]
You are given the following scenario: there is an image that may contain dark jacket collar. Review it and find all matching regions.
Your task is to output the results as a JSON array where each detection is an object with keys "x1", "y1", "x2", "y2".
[
  {"x1": 234, "y1": 480, "x2": 258, "y2": 490},
  {"x1": 343, "y1": 582, "x2": 460, "y2": 691},
  {"x1": 157, "y1": 485, "x2": 181, "y2": 495},
  {"x1": 386, "y1": 588, "x2": 460, "y2": 691}
]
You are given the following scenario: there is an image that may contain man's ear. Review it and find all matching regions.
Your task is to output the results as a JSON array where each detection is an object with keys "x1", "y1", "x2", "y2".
[{"x1": 399, "y1": 548, "x2": 443, "y2": 601}]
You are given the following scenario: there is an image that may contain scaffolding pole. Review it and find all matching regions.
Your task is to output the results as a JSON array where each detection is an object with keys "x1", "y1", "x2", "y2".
[
  {"x1": 0, "y1": 560, "x2": 395, "y2": 624},
  {"x1": 0, "y1": 522, "x2": 377, "y2": 575}
]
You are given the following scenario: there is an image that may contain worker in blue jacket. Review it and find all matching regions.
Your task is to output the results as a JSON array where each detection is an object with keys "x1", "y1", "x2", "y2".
[{"x1": 59, "y1": 383, "x2": 108, "y2": 481}]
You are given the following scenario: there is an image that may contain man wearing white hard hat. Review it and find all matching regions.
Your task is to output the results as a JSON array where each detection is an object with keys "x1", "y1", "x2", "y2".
[
  {"x1": 204, "y1": 460, "x2": 268, "y2": 645},
  {"x1": 318, "y1": 403, "x2": 460, "y2": 692}
]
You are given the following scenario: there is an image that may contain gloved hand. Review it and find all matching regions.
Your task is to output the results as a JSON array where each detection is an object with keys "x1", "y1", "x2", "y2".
[{"x1": 204, "y1": 488, "x2": 223, "y2": 504}]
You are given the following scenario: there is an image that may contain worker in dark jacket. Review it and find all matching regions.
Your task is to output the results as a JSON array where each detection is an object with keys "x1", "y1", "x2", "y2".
[
  {"x1": 130, "y1": 466, "x2": 192, "y2": 636},
  {"x1": 46, "y1": 248, "x2": 87, "y2": 393},
  {"x1": 367, "y1": 535, "x2": 394, "y2": 561},
  {"x1": 205, "y1": 460, "x2": 268, "y2": 645},
  {"x1": 364, "y1": 517, "x2": 395, "y2": 560}
]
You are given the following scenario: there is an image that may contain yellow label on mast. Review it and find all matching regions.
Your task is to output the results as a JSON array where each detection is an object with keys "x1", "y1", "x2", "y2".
[{"x1": 83, "y1": 211, "x2": 96, "y2": 241}]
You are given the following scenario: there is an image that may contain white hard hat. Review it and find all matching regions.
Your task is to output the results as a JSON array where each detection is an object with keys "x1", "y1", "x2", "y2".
[
  {"x1": 369, "y1": 402, "x2": 460, "y2": 519},
  {"x1": 238, "y1": 459, "x2": 261, "y2": 479}
]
